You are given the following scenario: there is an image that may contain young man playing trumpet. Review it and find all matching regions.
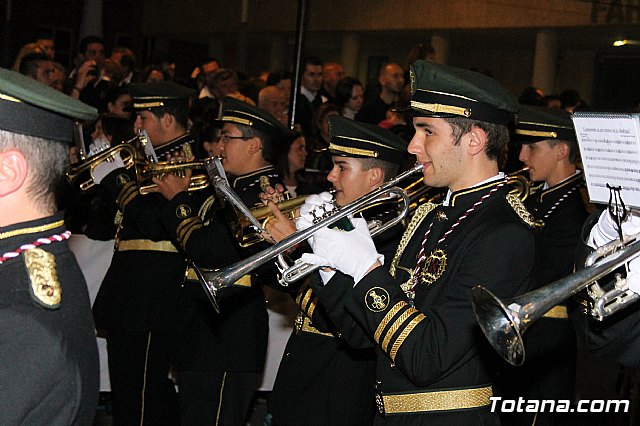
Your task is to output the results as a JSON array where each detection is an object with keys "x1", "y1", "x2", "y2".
[
  {"x1": 152, "y1": 96, "x2": 290, "y2": 425},
  {"x1": 265, "y1": 116, "x2": 408, "y2": 426},
  {"x1": 291, "y1": 61, "x2": 537, "y2": 425},
  {"x1": 496, "y1": 105, "x2": 590, "y2": 425}
]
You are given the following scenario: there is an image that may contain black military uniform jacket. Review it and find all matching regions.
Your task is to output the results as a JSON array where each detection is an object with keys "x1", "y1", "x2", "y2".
[
  {"x1": 270, "y1": 199, "x2": 402, "y2": 426},
  {"x1": 312, "y1": 180, "x2": 536, "y2": 425},
  {"x1": 497, "y1": 171, "x2": 588, "y2": 425},
  {"x1": 93, "y1": 134, "x2": 196, "y2": 333},
  {"x1": 0, "y1": 214, "x2": 99, "y2": 425},
  {"x1": 163, "y1": 165, "x2": 282, "y2": 372}
]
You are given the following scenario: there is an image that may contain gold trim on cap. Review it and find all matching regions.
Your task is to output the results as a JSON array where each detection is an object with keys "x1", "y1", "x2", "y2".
[
  {"x1": 382, "y1": 385, "x2": 493, "y2": 414},
  {"x1": 133, "y1": 101, "x2": 165, "y2": 109},
  {"x1": 0, "y1": 93, "x2": 21, "y2": 103},
  {"x1": 415, "y1": 88, "x2": 478, "y2": 103},
  {"x1": 411, "y1": 100, "x2": 471, "y2": 117},
  {"x1": 221, "y1": 116, "x2": 253, "y2": 127},
  {"x1": 514, "y1": 129, "x2": 558, "y2": 138},
  {"x1": 329, "y1": 143, "x2": 378, "y2": 158}
]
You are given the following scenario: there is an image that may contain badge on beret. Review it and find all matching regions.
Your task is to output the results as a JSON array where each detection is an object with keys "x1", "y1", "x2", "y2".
[
  {"x1": 176, "y1": 204, "x2": 192, "y2": 218},
  {"x1": 116, "y1": 173, "x2": 130, "y2": 187},
  {"x1": 23, "y1": 248, "x2": 62, "y2": 309},
  {"x1": 365, "y1": 287, "x2": 390, "y2": 312},
  {"x1": 421, "y1": 249, "x2": 447, "y2": 285}
]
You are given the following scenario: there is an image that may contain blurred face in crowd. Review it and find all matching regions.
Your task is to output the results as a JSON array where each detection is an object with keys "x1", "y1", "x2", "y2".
[
  {"x1": 347, "y1": 84, "x2": 364, "y2": 113},
  {"x1": 108, "y1": 93, "x2": 132, "y2": 119},
  {"x1": 214, "y1": 77, "x2": 238, "y2": 99},
  {"x1": 145, "y1": 70, "x2": 164, "y2": 83},
  {"x1": 380, "y1": 64, "x2": 405, "y2": 95},
  {"x1": 322, "y1": 63, "x2": 345, "y2": 93},
  {"x1": 36, "y1": 38, "x2": 55, "y2": 59},
  {"x1": 302, "y1": 63, "x2": 323, "y2": 93},
  {"x1": 259, "y1": 86, "x2": 288, "y2": 125},
  {"x1": 35, "y1": 60, "x2": 56, "y2": 87},
  {"x1": 288, "y1": 136, "x2": 307, "y2": 174},
  {"x1": 328, "y1": 156, "x2": 377, "y2": 206},
  {"x1": 84, "y1": 42, "x2": 105, "y2": 67},
  {"x1": 202, "y1": 60, "x2": 220, "y2": 89}
]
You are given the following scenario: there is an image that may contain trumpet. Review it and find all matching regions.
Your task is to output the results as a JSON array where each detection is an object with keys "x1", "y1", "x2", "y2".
[
  {"x1": 196, "y1": 163, "x2": 423, "y2": 305},
  {"x1": 66, "y1": 141, "x2": 138, "y2": 191},
  {"x1": 472, "y1": 233, "x2": 640, "y2": 366},
  {"x1": 138, "y1": 161, "x2": 210, "y2": 195}
]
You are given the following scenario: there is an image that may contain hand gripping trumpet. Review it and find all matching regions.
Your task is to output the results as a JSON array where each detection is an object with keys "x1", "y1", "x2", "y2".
[
  {"x1": 197, "y1": 163, "x2": 423, "y2": 306},
  {"x1": 472, "y1": 233, "x2": 640, "y2": 366},
  {"x1": 66, "y1": 139, "x2": 138, "y2": 190}
]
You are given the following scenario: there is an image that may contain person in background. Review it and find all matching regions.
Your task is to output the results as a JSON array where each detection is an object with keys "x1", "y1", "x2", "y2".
[
  {"x1": 320, "y1": 62, "x2": 345, "y2": 104},
  {"x1": 356, "y1": 63, "x2": 404, "y2": 125},
  {"x1": 335, "y1": 77, "x2": 364, "y2": 120}
]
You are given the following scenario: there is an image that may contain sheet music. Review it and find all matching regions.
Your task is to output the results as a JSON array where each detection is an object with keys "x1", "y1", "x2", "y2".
[{"x1": 572, "y1": 112, "x2": 640, "y2": 208}]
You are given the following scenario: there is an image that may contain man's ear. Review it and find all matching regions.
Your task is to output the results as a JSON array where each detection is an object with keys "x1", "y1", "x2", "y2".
[
  {"x1": 0, "y1": 150, "x2": 28, "y2": 197},
  {"x1": 367, "y1": 166, "x2": 384, "y2": 189},
  {"x1": 556, "y1": 141, "x2": 569, "y2": 161},
  {"x1": 248, "y1": 136, "x2": 263, "y2": 156},
  {"x1": 160, "y1": 112, "x2": 174, "y2": 129},
  {"x1": 467, "y1": 127, "x2": 487, "y2": 156}
]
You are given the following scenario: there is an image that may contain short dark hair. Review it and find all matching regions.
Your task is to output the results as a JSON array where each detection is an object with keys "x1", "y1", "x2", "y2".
[
  {"x1": 200, "y1": 56, "x2": 220, "y2": 69},
  {"x1": 79, "y1": 35, "x2": 105, "y2": 55},
  {"x1": 18, "y1": 52, "x2": 50, "y2": 77},
  {"x1": 547, "y1": 139, "x2": 580, "y2": 164},
  {"x1": 148, "y1": 103, "x2": 190, "y2": 130},
  {"x1": 443, "y1": 117, "x2": 509, "y2": 161},
  {"x1": 359, "y1": 157, "x2": 399, "y2": 181},
  {"x1": 302, "y1": 56, "x2": 323, "y2": 71},
  {"x1": 235, "y1": 123, "x2": 275, "y2": 163}
]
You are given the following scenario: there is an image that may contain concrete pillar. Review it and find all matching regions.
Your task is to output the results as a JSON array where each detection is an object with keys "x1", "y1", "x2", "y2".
[
  {"x1": 269, "y1": 34, "x2": 287, "y2": 72},
  {"x1": 341, "y1": 33, "x2": 359, "y2": 77},
  {"x1": 531, "y1": 30, "x2": 558, "y2": 97},
  {"x1": 79, "y1": 0, "x2": 103, "y2": 39},
  {"x1": 430, "y1": 32, "x2": 449, "y2": 65}
]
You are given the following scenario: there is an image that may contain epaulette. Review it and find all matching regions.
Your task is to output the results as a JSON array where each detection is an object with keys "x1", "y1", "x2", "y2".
[
  {"x1": 389, "y1": 202, "x2": 437, "y2": 278},
  {"x1": 24, "y1": 248, "x2": 61, "y2": 309},
  {"x1": 506, "y1": 193, "x2": 544, "y2": 229}
]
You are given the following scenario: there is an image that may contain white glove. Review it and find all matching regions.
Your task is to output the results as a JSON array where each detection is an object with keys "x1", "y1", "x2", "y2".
[
  {"x1": 589, "y1": 210, "x2": 640, "y2": 248},
  {"x1": 299, "y1": 253, "x2": 336, "y2": 285},
  {"x1": 308, "y1": 217, "x2": 383, "y2": 285},
  {"x1": 91, "y1": 153, "x2": 125, "y2": 185},
  {"x1": 296, "y1": 191, "x2": 335, "y2": 231}
]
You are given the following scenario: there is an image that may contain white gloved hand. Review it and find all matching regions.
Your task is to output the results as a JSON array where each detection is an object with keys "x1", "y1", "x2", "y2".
[
  {"x1": 299, "y1": 253, "x2": 336, "y2": 285},
  {"x1": 589, "y1": 209, "x2": 640, "y2": 248},
  {"x1": 91, "y1": 153, "x2": 125, "y2": 185},
  {"x1": 296, "y1": 191, "x2": 335, "y2": 231},
  {"x1": 308, "y1": 217, "x2": 383, "y2": 285}
]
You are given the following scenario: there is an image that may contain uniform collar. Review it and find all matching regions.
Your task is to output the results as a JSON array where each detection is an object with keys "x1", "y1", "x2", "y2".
[
  {"x1": 445, "y1": 173, "x2": 506, "y2": 207},
  {"x1": 0, "y1": 213, "x2": 66, "y2": 251},
  {"x1": 538, "y1": 170, "x2": 583, "y2": 202},
  {"x1": 153, "y1": 132, "x2": 195, "y2": 158},
  {"x1": 232, "y1": 165, "x2": 277, "y2": 189}
]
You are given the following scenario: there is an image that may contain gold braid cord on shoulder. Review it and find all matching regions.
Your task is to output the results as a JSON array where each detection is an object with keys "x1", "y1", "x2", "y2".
[
  {"x1": 389, "y1": 202, "x2": 437, "y2": 278},
  {"x1": 506, "y1": 193, "x2": 544, "y2": 229}
]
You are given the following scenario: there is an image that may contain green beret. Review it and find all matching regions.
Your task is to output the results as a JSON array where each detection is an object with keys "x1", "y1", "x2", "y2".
[
  {"x1": 328, "y1": 116, "x2": 407, "y2": 164},
  {"x1": 409, "y1": 60, "x2": 518, "y2": 125},
  {"x1": 514, "y1": 104, "x2": 576, "y2": 143},
  {"x1": 0, "y1": 68, "x2": 97, "y2": 143},
  {"x1": 126, "y1": 81, "x2": 194, "y2": 112},
  {"x1": 219, "y1": 96, "x2": 288, "y2": 141}
]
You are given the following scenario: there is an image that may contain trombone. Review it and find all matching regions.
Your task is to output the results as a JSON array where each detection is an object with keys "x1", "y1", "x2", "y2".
[
  {"x1": 472, "y1": 233, "x2": 640, "y2": 366},
  {"x1": 197, "y1": 163, "x2": 423, "y2": 303}
]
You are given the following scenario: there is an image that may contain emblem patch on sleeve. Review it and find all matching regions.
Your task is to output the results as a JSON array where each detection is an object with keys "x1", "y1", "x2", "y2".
[
  {"x1": 116, "y1": 173, "x2": 131, "y2": 187},
  {"x1": 176, "y1": 204, "x2": 192, "y2": 218},
  {"x1": 366, "y1": 287, "x2": 390, "y2": 312},
  {"x1": 23, "y1": 248, "x2": 62, "y2": 309}
]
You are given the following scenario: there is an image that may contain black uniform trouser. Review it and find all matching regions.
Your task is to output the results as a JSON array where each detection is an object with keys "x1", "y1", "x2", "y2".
[
  {"x1": 107, "y1": 329, "x2": 180, "y2": 426},
  {"x1": 178, "y1": 370, "x2": 260, "y2": 426}
]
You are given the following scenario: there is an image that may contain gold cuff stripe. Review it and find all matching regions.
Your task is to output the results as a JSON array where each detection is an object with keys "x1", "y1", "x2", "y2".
[
  {"x1": 115, "y1": 182, "x2": 135, "y2": 205},
  {"x1": 120, "y1": 190, "x2": 138, "y2": 209},
  {"x1": 410, "y1": 100, "x2": 471, "y2": 117},
  {"x1": 514, "y1": 129, "x2": 558, "y2": 138},
  {"x1": 0, "y1": 220, "x2": 65, "y2": 240},
  {"x1": 382, "y1": 385, "x2": 493, "y2": 414},
  {"x1": 176, "y1": 218, "x2": 202, "y2": 241},
  {"x1": 117, "y1": 183, "x2": 138, "y2": 208},
  {"x1": 542, "y1": 305, "x2": 568, "y2": 319},
  {"x1": 329, "y1": 143, "x2": 378, "y2": 158},
  {"x1": 181, "y1": 223, "x2": 204, "y2": 248},
  {"x1": 381, "y1": 307, "x2": 415, "y2": 353},
  {"x1": 389, "y1": 313, "x2": 427, "y2": 361},
  {"x1": 374, "y1": 301, "x2": 407, "y2": 343},
  {"x1": 117, "y1": 239, "x2": 179, "y2": 253}
]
